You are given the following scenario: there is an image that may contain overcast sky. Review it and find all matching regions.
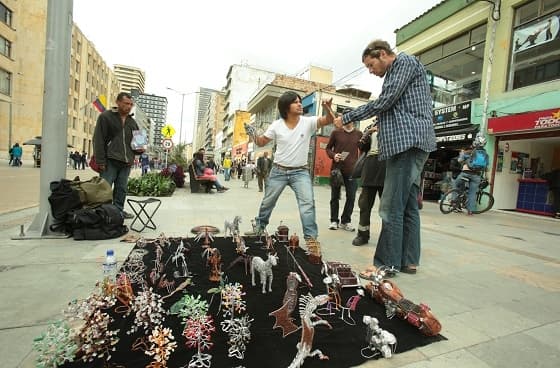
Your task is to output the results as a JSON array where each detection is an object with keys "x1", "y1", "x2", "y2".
[{"x1": 73, "y1": 0, "x2": 443, "y2": 143}]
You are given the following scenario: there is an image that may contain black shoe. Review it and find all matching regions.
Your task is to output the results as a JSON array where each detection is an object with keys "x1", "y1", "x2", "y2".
[
  {"x1": 352, "y1": 236, "x2": 369, "y2": 246},
  {"x1": 122, "y1": 211, "x2": 134, "y2": 219},
  {"x1": 352, "y1": 230, "x2": 369, "y2": 246}
]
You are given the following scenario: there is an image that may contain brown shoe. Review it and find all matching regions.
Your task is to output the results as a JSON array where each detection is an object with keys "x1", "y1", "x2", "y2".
[{"x1": 401, "y1": 266, "x2": 417, "y2": 274}]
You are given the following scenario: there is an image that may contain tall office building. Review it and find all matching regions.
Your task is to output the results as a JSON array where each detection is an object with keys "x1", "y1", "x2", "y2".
[
  {"x1": 135, "y1": 93, "x2": 168, "y2": 151},
  {"x1": 114, "y1": 64, "x2": 145, "y2": 94},
  {"x1": 193, "y1": 87, "x2": 216, "y2": 150}
]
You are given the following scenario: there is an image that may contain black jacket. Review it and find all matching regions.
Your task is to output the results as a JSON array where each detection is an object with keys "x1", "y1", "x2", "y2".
[
  {"x1": 358, "y1": 133, "x2": 386, "y2": 187},
  {"x1": 93, "y1": 108, "x2": 139, "y2": 165}
]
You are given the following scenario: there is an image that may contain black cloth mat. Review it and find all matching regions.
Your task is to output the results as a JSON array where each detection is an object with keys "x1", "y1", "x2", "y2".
[{"x1": 63, "y1": 236, "x2": 444, "y2": 368}]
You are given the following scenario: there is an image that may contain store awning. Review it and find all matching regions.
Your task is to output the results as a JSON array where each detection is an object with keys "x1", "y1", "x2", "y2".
[{"x1": 488, "y1": 108, "x2": 560, "y2": 135}]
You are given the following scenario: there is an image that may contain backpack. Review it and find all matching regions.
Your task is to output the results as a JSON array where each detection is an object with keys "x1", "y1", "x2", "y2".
[
  {"x1": 467, "y1": 148, "x2": 489, "y2": 171},
  {"x1": 69, "y1": 204, "x2": 128, "y2": 241},
  {"x1": 48, "y1": 180, "x2": 83, "y2": 221}
]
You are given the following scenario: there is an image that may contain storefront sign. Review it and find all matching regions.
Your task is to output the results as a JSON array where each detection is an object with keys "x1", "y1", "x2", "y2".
[
  {"x1": 488, "y1": 108, "x2": 560, "y2": 134},
  {"x1": 436, "y1": 133, "x2": 473, "y2": 143},
  {"x1": 433, "y1": 102, "x2": 472, "y2": 130}
]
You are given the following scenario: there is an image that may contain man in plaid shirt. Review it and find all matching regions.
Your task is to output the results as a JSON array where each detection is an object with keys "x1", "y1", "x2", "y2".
[{"x1": 334, "y1": 39, "x2": 436, "y2": 277}]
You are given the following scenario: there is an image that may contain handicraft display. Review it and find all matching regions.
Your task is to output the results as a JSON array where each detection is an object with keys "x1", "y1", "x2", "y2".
[{"x1": 38, "y1": 228, "x2": 444, "y2": 368}]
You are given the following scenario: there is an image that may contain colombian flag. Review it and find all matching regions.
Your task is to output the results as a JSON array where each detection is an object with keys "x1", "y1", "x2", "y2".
[{"x1": 92, "y1": 95, "x2": 107, "y2": 112}]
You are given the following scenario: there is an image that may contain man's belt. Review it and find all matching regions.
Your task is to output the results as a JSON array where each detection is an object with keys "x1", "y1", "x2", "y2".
[{"x1": 273, "y1": 163, "x2": 308, "y2": 171}]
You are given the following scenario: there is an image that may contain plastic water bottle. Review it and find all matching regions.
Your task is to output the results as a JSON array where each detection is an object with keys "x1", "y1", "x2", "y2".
[{"x1": 102, "y1": 249, "x2": 118, "y2": 283}]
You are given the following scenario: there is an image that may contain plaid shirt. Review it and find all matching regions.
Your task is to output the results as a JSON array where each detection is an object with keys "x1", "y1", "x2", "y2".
[{"x1": 343, "y1": 53, "x2": 436, "y2": 160}]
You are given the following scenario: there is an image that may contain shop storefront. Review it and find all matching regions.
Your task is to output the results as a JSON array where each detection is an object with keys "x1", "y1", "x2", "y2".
[
  {"x1": 422, "y1": 101, "x2": 479, "y2": 201},
  {"x1": 488, "y1": 107, "x2": 560, "y2": 216}
]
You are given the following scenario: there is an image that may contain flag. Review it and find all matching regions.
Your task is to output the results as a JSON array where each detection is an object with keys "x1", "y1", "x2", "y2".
[{"x1": 92, "y1": 95, "x2": 107, "y2": 113}]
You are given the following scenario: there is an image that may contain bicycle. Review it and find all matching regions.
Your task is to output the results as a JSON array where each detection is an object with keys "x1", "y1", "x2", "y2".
[{"x1": 439, "y1": 176, "x2": 494, "y2": 214}]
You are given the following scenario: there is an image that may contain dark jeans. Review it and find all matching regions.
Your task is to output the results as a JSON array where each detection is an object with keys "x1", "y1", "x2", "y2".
[
  {"x1": 257, "y1": 174, "x2": 268, "y2": 191},
  {"x1": 374, "y1": 148, "x2": 428, "y2": 270},
  {"x1": 358, "y1": 186, "x2": 383, "y2": 231},
  {"x1": 330, "y1": 174, "x2": 358, "y2": 224},
  {"x1": 100, "y1": 159, "x2": 131, "y2": 212}
]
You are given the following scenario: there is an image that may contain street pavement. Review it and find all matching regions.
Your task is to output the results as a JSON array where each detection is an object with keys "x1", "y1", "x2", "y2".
[{"x1": 0, "y1": 162, "x2": 559, "y2": 368}]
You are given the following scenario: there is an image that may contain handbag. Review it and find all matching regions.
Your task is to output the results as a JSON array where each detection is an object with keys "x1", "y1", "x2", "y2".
[
  {"x1": 89, "y1": 155, "x2": 102, "y2": 173},
  {"x1": 330, "y1": 167, "x2": 344, "y2": 187},
  {"x1": 351, "y1": 152, "x2": 366, "y2": 179}
]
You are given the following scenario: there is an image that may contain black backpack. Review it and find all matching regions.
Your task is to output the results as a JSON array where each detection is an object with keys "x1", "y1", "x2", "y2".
[
  {"x1": 48, "y1": 180, "x2": 82, "y2": 221},
  {"x1": 70, "y1": 204, "x2": 128, "y2": 241}
]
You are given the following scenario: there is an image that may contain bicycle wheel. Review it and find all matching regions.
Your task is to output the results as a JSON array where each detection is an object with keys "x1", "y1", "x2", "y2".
[
  {"x1": 439, "y1": 190, "x2": 461, "y2": 214},
  {"x1": 471, "y1": 191, "x2": 494, "y2": 214}
]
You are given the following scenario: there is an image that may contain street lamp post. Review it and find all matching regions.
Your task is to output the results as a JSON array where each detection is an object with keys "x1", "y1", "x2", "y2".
[{"x1": 167, "y1": 87, "x2": 200, "y2": 144}]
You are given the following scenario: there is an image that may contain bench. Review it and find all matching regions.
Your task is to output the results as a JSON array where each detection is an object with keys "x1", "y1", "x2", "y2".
[{"x1": 188, "y1": 163, "x2": 214, "y2": 193}]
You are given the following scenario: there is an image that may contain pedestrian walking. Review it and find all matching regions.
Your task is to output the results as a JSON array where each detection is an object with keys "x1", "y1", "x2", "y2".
[{"x1": 256, "y1": 152, "x2": 272, "y2": 192}]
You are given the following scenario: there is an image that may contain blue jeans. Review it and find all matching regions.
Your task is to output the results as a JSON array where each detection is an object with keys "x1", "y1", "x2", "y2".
[
  {"x1": 100, "y1": 159, "x2": 131, "y2": 212},
  {"x1": 256, "y1": 166, "x2": 318, "y2": 239},
  {"x1": 454, "y1": 171, "x2": 481, "y2": 212},
  {"x1": 224, "y1": 168, "x2": 231, "y2": 181},
  {"x1": 330, "y1": 174, "x2": 358, "y2": 224},
  {"x1": 374, "y1": 148, "x2": 428, "y2": 270}
]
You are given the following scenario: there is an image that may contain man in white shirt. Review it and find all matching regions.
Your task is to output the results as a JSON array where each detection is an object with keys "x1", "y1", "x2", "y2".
[{"x1": 247, "y1": 91, "x2": 334, "y2": 240}]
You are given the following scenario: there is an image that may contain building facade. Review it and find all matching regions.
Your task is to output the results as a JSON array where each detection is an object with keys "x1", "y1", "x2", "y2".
[
  {"x1": 221, "y1": 64, "x2": 278, "y2": 158},
  {"x1": 397, "y1": 0, "x2": 560, "y2": 215},
  {"x1": 0, "y1": 0, "x2": 47, "y2": 161},
  {"x1": 134, "y1": 92, "x2": 168, "y2": 152},
  {"x1": 69, "y1": 24, "x2": 121, "y2": 156},
  {"x1": 114, "y1": 64, "x2": 145, "y2": 94}
]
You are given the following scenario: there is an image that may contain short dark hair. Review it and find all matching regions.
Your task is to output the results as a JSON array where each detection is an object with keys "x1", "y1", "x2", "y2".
[
  {"x1": 362, "y1": 39, "x2": 394, "y2": 61},
  {"x1": 117, "y1": 92, "x2": 132, "y2": 101},
  {"x1": 278, "y1": 91, "x2": 302, "y2": 120}
]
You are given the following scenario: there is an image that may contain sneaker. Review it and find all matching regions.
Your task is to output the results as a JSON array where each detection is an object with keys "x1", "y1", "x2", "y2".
[
  {"x1": 328, "y1": 222, "x2": 338, "y2": 230},
  {"x1": 122, "y1": 211, "x2": 134, "y2": 219},
  {"x1": 339, "y1": 223, "x2": 355, "y2": 232}
]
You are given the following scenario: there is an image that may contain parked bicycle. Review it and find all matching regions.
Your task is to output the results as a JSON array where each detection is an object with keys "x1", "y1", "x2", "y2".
[{"x1": 439, "y1": 176, "x2": 494, "y2": 214}]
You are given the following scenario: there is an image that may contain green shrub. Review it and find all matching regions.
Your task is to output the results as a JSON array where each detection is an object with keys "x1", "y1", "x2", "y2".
[{"x1": 128, "y1": 172, "x2": 176, "y2": 196}]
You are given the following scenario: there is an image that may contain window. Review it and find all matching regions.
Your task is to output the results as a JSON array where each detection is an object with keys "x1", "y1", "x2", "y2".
[
  {"x1": 510, "y1": 0, "x2": 560, "y2": 89},
  {"x1": 0, "y1": 2, "x2": 12, "y2": 27},
  {"x1": 0, "y1": 35, "x2": 11, "y2": 58},
  {"x1": 0, "y1": 67, "x2": 11, "y2": 95},
  {"x1": 419, "y1": 25, "x2": 487, "y2": 107}
]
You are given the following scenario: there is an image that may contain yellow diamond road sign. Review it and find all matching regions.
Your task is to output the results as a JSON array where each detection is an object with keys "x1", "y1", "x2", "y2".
[{"x1": 161, "y1": 125, "x2": 175, "y2": 138}]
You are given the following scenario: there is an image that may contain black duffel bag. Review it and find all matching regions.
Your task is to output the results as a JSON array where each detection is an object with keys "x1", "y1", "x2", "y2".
[{"x1": 69, "y1": 203, "x2": 128, "y2": 241}]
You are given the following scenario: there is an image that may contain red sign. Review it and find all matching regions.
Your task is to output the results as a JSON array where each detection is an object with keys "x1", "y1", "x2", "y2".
[
  {"x1": 313, "y1": 136, "x2": 331, "y2": 178},
  {"x1": 488, "y1": 107, "x2": 560, "y2": 134}
]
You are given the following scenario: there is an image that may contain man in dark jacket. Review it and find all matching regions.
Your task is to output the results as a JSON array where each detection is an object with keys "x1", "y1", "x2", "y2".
[
  {"x1": 93, "y1": 92, "x2": 142, "y2": 218},
  {"x1": 352, "y1": 122, "x2": 386, "y2": 245},
  {"x1": 256, "y1": 152, "x2": 272, "y2": 192}
]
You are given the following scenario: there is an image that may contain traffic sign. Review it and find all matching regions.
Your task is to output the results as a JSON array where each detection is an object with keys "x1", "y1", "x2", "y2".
[
  {"x1": 162, "y1": 138, "x2": 174, "y2": 150},
  {"x1": 161, "y1": 125, "x2": 175, "y2": 138}
]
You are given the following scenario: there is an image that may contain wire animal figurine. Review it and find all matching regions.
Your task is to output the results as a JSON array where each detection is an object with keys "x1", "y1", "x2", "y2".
[
  {"x1": 224, "y1": 216, "x2": 242, "y2": 238},
  {"x1": 250, "y1": 253, "x2": 278, "y2": 294}
]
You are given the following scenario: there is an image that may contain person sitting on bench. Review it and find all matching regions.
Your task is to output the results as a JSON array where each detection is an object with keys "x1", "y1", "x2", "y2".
[{"x1": 193, "y1": 149, "x2": 229, "y2": 193}]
